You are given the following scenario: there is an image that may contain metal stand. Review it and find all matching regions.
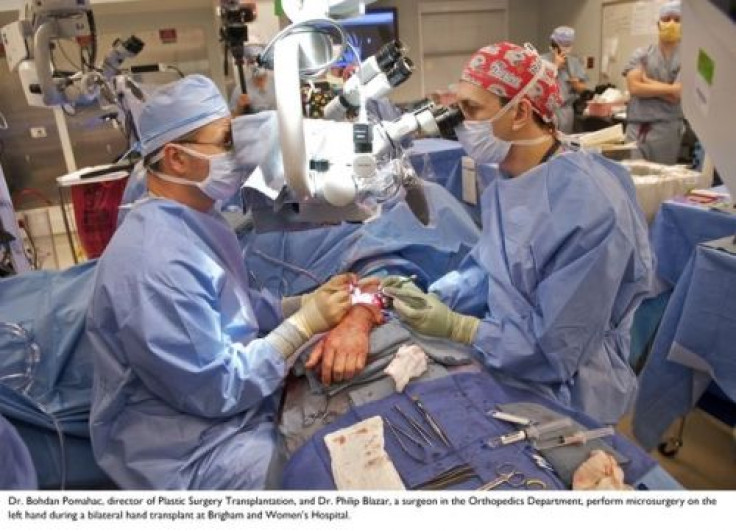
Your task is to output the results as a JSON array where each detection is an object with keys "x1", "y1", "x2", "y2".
[{"x1": 658, "y1": 417, "x2": 687, "y2": 458}]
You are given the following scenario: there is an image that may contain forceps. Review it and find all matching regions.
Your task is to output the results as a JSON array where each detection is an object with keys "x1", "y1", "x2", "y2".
[
  {"x1": 415, "y1": 464, "x2": 479, "y2": 490},
  {"x1": 477, "y1": 463, "x2": 547, "y2": 491}
]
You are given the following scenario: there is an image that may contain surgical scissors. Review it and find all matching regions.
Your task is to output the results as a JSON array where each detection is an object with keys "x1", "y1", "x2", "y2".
[{"x1": 477, "y1": 463, "x2": 547, "y2": 490}]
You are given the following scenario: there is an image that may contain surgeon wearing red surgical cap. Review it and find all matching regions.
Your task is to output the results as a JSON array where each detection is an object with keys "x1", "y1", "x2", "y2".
[{"x1": 381, "y1": 42, "x2": 655, "y2": 425}]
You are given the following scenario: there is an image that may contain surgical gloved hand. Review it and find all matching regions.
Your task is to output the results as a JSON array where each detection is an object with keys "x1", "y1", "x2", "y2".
[
  {"x1": 380, "y1": 275, "x2": 417, "y2": 290},
  {"x1": 268, "y1": 278, "x2": 352, "y2": 359},
  {"x1": 282, "y1": 273, "x2": 357, "y2": 318},
  {"x1": 288, "y1": 283, "x2": 351, "y2": 338},
  {"x1": 382, "y1": 281, "x2": 480, "y2": 344},
  {"x1": 303, "y1": 273, "x2": 357, "y2": 303},
  {"x1": 305, "y1": 304, "x2": 384, "y2": 386},
  {"x1": 281, "y1": 296, "x2": 302, "y2": 318},
  {"x1": 380, "y1": 277, "x2": 433, "y2": 311}
]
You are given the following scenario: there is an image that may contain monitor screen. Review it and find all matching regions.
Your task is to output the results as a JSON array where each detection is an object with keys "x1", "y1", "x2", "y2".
[{"x1": 335, "y1": 8, "x2": 398, "y2": 67}]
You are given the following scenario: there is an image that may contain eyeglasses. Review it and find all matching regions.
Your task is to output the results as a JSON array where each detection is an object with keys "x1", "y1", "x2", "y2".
[{"x1": 179, "y1": 138, "x2": 234, "y2": 152}]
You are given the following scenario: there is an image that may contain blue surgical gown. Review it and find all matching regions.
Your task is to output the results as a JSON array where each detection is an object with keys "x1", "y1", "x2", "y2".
[
  {"x1": 431, "y1": 151, "x2": 654, "y2": 424},
  {"x1": 86, "y1": 198, "x2": 287, "y2": 489},
  {"x1": 0, "y1": 414, "x2": 37, "y2": 489}
]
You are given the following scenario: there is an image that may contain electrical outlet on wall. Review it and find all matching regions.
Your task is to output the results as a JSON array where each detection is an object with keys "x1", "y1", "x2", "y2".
[{"x1": 30, "y1": 127, "x2": 47, "y2": 139}]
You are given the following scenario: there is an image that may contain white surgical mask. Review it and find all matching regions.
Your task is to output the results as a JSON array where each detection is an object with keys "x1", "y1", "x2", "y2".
[
  {"x1": 455, "y1": 58, "x2": 550, "y2": 164},
  {"x1": 149, "y1": 144, "x2": 245, "y2": 201},
  {"x1": 455, "y1": 120, "x2": 512, "y2": 164}
]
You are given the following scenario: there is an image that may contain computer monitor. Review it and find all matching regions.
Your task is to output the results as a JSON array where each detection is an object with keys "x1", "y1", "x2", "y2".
[{"x1": 335, "y1": 8, "x2": 399, "y2": 68}]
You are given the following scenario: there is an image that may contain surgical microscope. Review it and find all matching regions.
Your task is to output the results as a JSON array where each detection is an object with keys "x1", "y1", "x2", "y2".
[{"x1": 239, "y1": 0, "x2": 463, "y2": 232}]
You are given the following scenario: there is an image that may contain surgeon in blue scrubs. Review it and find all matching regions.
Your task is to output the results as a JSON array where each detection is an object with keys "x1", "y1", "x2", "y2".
[
  {"x1": 87, "y1": 75, "x2": 354, "y2": 489},
  {"x1": 623, "y1": 1, "x2": 684, "y2": 164},
  {"x1": 382, "y1": 42, "x2": 654, "y2": 425}
]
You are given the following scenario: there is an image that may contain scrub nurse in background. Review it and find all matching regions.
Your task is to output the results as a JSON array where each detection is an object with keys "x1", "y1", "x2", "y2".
[
  {"x1": 623, "y1": 1, "x2": 684, "y2": 164},
  {"x1": 541, "y1": 26, "x2": 588, "y2": 134}
]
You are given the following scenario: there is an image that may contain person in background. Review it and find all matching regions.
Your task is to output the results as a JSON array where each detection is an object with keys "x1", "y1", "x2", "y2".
[
  {"x1": 541, "y1": 26, "x2": 589, "y2": 134},
  {"x1": 230, "y1": 61, "x2": 277, "y2": 116},
  {"x1": 623, "y1": 1, "x2": 683, "y2": 164},
  {"x1": 87, "y1": 75, "x2": 354, "y2": 489},
  {"x1": 380, "y1": 42, "x2": 654, "y2": 425}
]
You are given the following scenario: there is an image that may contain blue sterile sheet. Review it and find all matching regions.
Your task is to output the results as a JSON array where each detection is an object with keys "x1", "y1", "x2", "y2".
[
  {"x1": 282, "y1": 372, "x2": 659, "y2": 490},
  {"x1": 650, "y1": 197, "x2": 736, "y2": 287},
  {"x1": 0, "y1": 261, "x2": 112, "y2": 488},
  {"x1": 634, "y1": 241, "x2": 736, "y2": 450}
]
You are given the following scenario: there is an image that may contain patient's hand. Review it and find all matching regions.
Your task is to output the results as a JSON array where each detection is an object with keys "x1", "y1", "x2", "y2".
[{"x1": 304, "y1": 304, "x2": 384, "y2": 386}]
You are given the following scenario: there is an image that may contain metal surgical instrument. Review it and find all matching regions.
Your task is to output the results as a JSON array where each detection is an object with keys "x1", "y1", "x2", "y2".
[
  {"x1": 393, "y1": 405, "x2": 434, "y2": 446},
  {"x1": 477, "y1": 463, "x2": 547, "y2": 491},
  {"x1": 415, "y1": 464, "x2": 479, "y2": 490},
  {"x1": 384, "y1": 417, "x2": 426, "y2": 463},
  {"x1": 534, "y1": 426, "x2": 615, "y2": 451},
  {"x1": 485, "y1": 418, "x2": 573, "y2": 448},
  {"x1": 487, "y1": 410, "x2": 533, "y2": 426},
  {"x1": 409, "y1": 395, "x2": 451, "y2": 447}
]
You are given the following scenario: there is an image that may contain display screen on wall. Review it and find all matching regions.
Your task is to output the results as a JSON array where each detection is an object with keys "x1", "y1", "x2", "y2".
[{"x1": 335, "y1": 8, "x2": 398, "y2": 67}]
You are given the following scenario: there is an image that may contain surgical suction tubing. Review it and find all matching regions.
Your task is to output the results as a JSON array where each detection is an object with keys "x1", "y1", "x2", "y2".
[
  {"x1": 486, "y1": 418, "x2": 573, "y2": 448},
  {"x1": 534, "y1": 426, "x2": 616, "y2": 451}
]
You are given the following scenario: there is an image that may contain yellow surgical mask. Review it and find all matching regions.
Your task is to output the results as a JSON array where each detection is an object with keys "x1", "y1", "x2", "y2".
[{"x1": 659, "y1": 21, "x2": 681, "y2": 43}]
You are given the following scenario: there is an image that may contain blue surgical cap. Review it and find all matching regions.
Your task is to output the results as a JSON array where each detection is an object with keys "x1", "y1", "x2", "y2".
[
  {"x1": 659, "y1": 1, "x2": 681, "y2": 18},
  {"x1": 550, "y1": 26, "x2": 575, "y2": 46},
  {"x1": 138, "y1": 74, "x2": 230, "y2": 156}
]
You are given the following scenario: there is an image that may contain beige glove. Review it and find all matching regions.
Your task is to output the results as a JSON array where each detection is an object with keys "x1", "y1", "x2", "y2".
[
  {"x1": 281, "y1": 273, "x2": 357, "y2": 318},
  {"x1": 288, "y1": 283, "x2": 351, "y2": 338},
  {"x1": 268, "y1": 275, "x2": 353, "y2": 358},
  {"x1": 383, "y1": 281, "x2": 479, "y2": 344},
  {"x1": 281, "y1": 296, "x2": 302, "y2": 318}
]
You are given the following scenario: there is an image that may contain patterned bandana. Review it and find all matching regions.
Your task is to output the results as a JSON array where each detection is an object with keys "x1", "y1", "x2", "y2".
[{"x1": 461, "y1": 42, "x2": 562, "y2": 123}]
